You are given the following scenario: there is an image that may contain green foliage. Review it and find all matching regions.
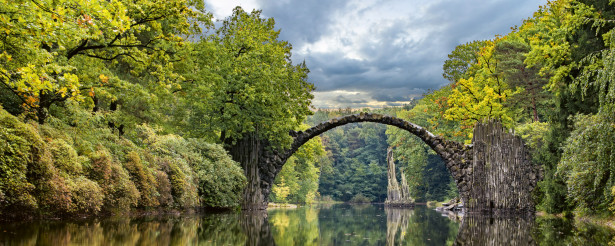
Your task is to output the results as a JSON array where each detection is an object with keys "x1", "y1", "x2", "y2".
[
  {"x1": 558, "y1": 113, "x2": 615, "y2": 212},
  {"x1": 123, "y1": 151, "x2": 159, "y2": 207},
  {"x1": 181, "y1": 7, "x2": 314, "y2": 149},
  {"x1": 0, "y1": 106, "x2": 41, "y2": 212},
  {"x1": 0, "y1": 0, "x2": 209, "y2": 123},
  {"x1": 189, "y1": 140, "x2": 246, "y2": 208},
  {"x1": 272, "y1": 124, "x2": 325, "y2": 204},
  {"x1": 444, "y1": 39, "x2": 520, "y2": 140},
  {"x1": 67, "y1": 176, "x2": 104, "y2": 214},
  {"x1": 313, "y1": 109, "x2": 389, "y2": 202},
  {"x1": 49, "y1": 139, "x2": 83, "y2": 176},
  {"x1": 386, "y1": 101, "x2": 458, "y2": 202},
  {"x1": 442, "y1": 40, "x2": 487, "y2": 83},
  {"x1": 515, "y1": 121, "x2": 550, "y2": 149},
  {"x1": 348, "y1": 193, "x2": 372, "y2": 203},
  {"x1": 138, "y1": 125, "x2": 245, "y2": 208}
]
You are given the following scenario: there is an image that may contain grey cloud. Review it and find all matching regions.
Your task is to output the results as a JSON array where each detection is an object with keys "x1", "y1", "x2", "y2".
[
  {"x1": 225, "y1": 0, "x2": 548, "y2": 108},
  {"x1": 334, "y1": 95, "x2": 368, "y2": 104},
  {"x1": 257, "y1": 0, "x2": 349, "y2": 47}
]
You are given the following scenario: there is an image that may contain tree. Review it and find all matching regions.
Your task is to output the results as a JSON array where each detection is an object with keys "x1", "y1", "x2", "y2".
[
  {"x1": 494, "y1": 39, "x2": 549, "y2": 122},
  {"x1": 442, "y1": 40, "x2": 488, "y2": 83},
  {"x1": 184, "y1": 7, "x2": 314, "y2": 149},
  {"x1": 0, "y1": 0, "x2": 208, "y2": 123},
  {"x1": 176, "y1": 7, "x2": 314, "y2": 208},
  {"x1": 444, "y1": 39, "x2": 519, "y2": 140}
]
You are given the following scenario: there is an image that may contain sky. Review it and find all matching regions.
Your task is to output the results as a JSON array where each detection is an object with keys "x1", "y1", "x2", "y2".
[{"x1": 203, "y1": 0, "x2": 548, "y2": 109}]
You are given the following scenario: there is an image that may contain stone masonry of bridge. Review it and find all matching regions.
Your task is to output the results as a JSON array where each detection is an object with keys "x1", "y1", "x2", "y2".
[{"x1": 245, "y1": 113, "x2": 540, "y2": 214}]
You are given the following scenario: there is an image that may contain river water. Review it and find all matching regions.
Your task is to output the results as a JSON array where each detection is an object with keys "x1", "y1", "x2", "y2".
[{"x1": 1, "y1": 204, "x2": 614, "y2": 245}]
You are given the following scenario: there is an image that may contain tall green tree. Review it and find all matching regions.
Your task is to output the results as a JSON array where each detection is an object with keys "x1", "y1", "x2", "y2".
[
  {"x1": 176, "y1": 7, "x2": 314, "y2": 208},
  {"x1": 184, "y1": 7, "x2": 314, "y2": 148}
]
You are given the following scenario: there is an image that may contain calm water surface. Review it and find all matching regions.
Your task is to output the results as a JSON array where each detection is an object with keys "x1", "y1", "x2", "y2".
[{"x1": 1, "y1": 204, "x2": 614, "y2": 245}]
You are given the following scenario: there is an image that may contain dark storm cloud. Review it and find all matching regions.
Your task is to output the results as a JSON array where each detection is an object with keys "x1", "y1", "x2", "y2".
[
  {"x1": 207, "y1": 0, "x2": 547, "y2": 108},
  {"x1": 256, "y1": 0, "x2": 349, "y2": 47}
]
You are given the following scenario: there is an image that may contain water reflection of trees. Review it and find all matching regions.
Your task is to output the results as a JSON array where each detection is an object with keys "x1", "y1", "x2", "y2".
[
  {"x1": 2, "y1": 207, "x2": 615, "y2": 245},
  {"x1": 0, "y1": 214, "x2": 254, "y2": 246},
  {"x1": 451, "y1": 215, "x2": 615, "y2": 246},
  {"x1": 386, "y1": 206, "x2": 459, "y2": 245}
]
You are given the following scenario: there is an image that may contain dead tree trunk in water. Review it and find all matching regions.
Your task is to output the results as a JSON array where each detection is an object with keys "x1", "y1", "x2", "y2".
[{"x1": 385, "y1": 147, "x2": 414, "y2": 206}]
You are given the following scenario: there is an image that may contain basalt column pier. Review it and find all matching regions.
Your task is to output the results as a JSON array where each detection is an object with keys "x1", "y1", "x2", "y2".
[{"x1": 241, "y1": 113, "x2": 540, "y2": 214}]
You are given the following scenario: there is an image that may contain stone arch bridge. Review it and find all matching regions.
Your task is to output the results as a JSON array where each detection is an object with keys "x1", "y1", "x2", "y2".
[{"x1": 241, "y1": 113, "x2": 540, "y2": 214}]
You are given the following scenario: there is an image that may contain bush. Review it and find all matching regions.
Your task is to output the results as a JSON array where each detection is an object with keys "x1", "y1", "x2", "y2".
[
  {"x1": 154, "y1": 170, "x2": 173, "y2": 207},
  {"x1": 68, "y1": 176, "x2": 104, "y2": 214},
  {"x1": 87, "y1": 149, "x2": 139, "y2": 212},
  {"x1": 189, "y1": 140, "x2": 246, "y2": 208},
  {"x1": 36, "y1": 168, "x2": 73, "y2": 215},
  {"x1": 49, "y1": 139, "x2": 83, "y2": 175},
  {"x1": 349, "y1": 193, "x2": 372, "y2": 204},
  {"x1": 0, "y1": 107, "x2": 41, "y2": 213},
  {"x1": 123, "y1": 151, "x2": 159, "y2": 207},
  {"x1": 138, "y1": 125, "x2": 244, "y2": 208},
  {"x1": 558, "y1": 113, "x2": 615, "y2": 213}
]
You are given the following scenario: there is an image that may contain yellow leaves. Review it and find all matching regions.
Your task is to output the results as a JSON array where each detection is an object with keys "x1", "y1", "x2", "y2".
[
  {"x1": 58, "y1": 87, "x2": 68, "y2": 97},
  {"x1": 444, "y1": 39, "x2": 520, "y2": 139},
  {"x1": 99, "y1": 74, "x2": 109, "y2": 84},
  {"x1": 25, "y1": 96, "x2": 38, "y2": 106}
]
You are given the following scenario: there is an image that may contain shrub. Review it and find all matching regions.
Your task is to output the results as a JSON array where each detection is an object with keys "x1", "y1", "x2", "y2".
[
  {"x1": 190, "y1": 140, "x2": 246, "y2": 208},
  {"x1": 68, "y1": 176, "x2": 104, "y2": 214},
  {"x1": 558, "y1": 113, "x2": 615, "y2": 213},
  {"x1": 123, "y1": 151, "x2": 159, "y2": 207},
  {"x1": 140, "y1": 125, "x2": 245, "y2": 208},
  {"x1": 349, "y1": 193, "x2": 372, "y2": 204},
  {"x1": 87, "y1": 149, "x2": 139, "y2": 212},
  {"x1": 154, "y1": 170, "x2": 173, "y2": 207},
  {"x1": 0, "y1": 107, "x2": 41, "y2": 213},
  {"x1": 49, "y1": 139, "x2": 82, "y2": 175},
  {"x1": 36, "y1": 169, "x2": 73, "y2": 214}
]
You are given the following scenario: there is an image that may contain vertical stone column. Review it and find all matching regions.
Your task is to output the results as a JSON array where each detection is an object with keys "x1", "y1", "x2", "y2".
[
  {"x1": 465, "y1": 121, "x2": 540, "y2": 214},
  {"x1": 385, "y1": 147, "x2": 414, "y2": 206},
  {"x1": 385, "y1": 147, "x2": 402, "y2": 203}
]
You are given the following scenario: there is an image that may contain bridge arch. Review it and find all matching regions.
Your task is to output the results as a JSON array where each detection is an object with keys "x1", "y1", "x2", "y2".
[
  {"x1": 247, "y1": 113, "x2": 539, "y2": 215},
  {"x1": 283, "y1": 113, "x2": 465, "y2": 164}
]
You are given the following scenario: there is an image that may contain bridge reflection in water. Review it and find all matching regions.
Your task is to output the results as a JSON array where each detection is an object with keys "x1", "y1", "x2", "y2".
[{"x1": 1, "y1": 205, "x2": 614, "y2": 245}]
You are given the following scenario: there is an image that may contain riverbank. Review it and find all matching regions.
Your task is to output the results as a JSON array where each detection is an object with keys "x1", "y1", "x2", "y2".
[
  {"x1": 536, "y1": 211, "x2": 615, "y2": 230},
  {"x1": 267, "y1": 203, "x2": 298, "y2": 208}
]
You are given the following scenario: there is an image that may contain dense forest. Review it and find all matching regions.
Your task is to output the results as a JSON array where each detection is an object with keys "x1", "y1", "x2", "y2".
[{"x1": 1, "y1": 0, "x2": 615, "y2": 219}]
